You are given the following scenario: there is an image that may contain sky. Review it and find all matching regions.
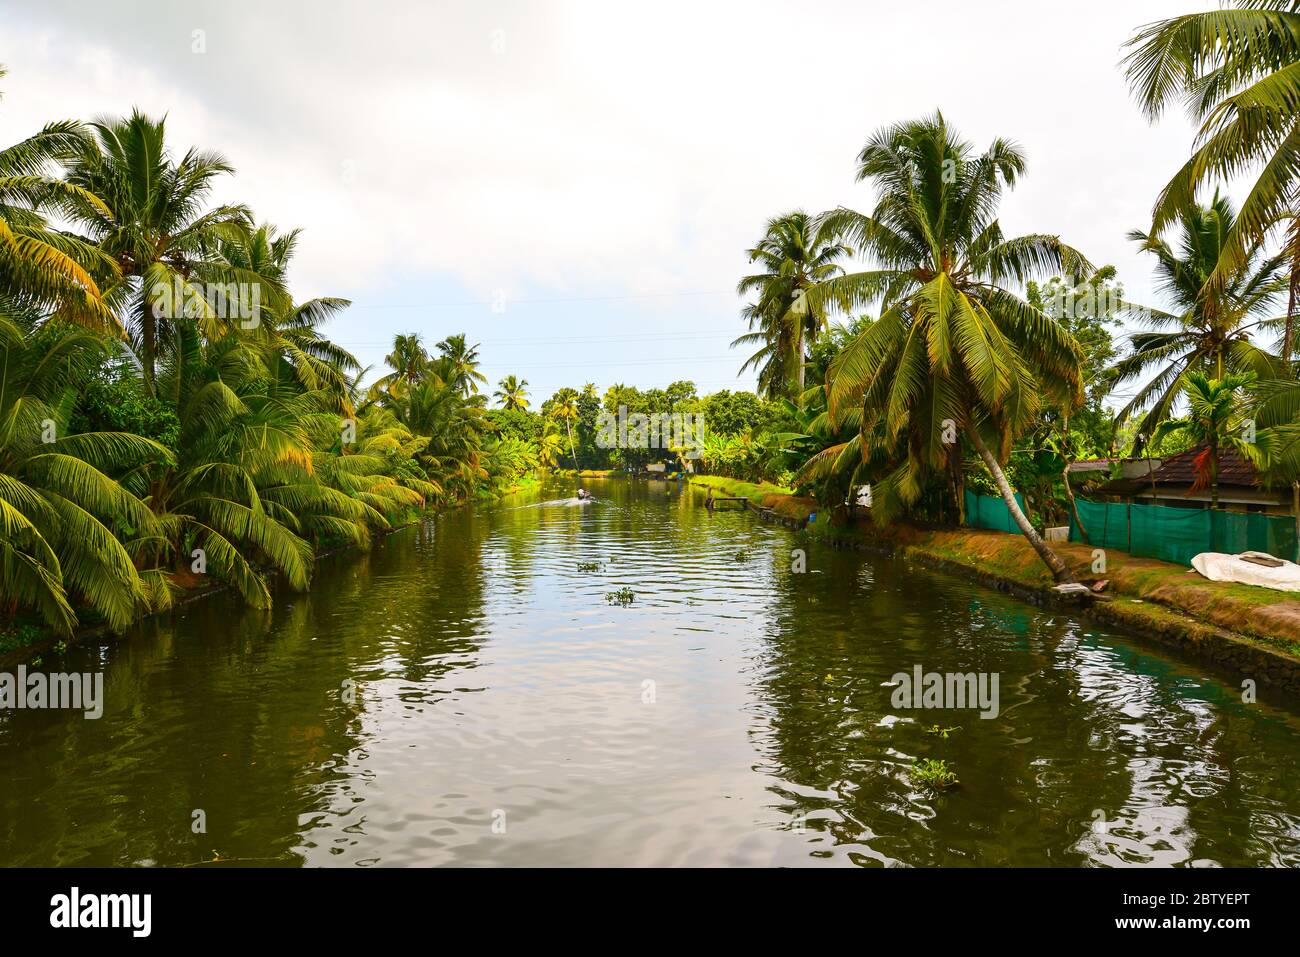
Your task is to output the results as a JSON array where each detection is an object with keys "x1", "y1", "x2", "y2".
[{"x1": 1, "y1": 0, "x2": 1226, "y2": 405}]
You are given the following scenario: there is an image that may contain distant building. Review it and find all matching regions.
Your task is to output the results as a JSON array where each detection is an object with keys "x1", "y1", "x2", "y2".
[{"x1": 1077, "y1": 448, "x2": 1292, "y2": 515}]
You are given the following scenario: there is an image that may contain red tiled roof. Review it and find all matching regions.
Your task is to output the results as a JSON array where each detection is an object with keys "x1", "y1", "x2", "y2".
[{"x1": 1149, "y1": 446, "x2": 1259, "y2": 488}]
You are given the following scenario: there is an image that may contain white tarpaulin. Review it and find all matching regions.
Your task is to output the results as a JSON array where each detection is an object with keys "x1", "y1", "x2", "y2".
[{"x1": 1190, "y1": 552, "x2": 1300, "y2": 592}]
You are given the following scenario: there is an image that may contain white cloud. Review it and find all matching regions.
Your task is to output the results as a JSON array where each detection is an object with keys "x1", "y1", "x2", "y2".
[{"x1": 0, "y1": 0, "x2": 1234, "y2": 397}]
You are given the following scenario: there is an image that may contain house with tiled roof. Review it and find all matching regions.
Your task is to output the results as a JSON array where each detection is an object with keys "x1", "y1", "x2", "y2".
[{"x1": 1083, "y1": 446, "x2": 1293, "y2": 515}]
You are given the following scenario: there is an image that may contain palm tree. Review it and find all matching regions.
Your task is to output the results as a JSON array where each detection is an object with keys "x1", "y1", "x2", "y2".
[
  {"x1": 0, "y1": 315, "x2": 169, "y2": 633},
  {"x1": 0, "y1": 66, "x2": 116, "y2": 324},
  {"x1": 1151, "y1": 372, "x2": 1266, "y2": 507},
  {"x1": 317, "y1": 410, "x2": 440, "y2": 521},
  {"x1": 436, "y1": 333, "x2": 487, "y2": 396},
  {"x1": 550, "y1": 395, "x2": 580, "y2": 469},
  {"x1": 810, "y1": 113, "x2": 1091, "y2": 582},
  {"x1": 383, "y1": 333, "x2": 430, "y2": 386},
  {"x1": 360, "y1": 334, "x2": 500, "y2": 500},
  {"x1": 538, "y1": 431, "x2": 566, "y2": 470},
  {"x1": 733, "y1": 210, "x2": 850, "y2": 397},
  {"x1": 1124, "y1": 1, "x2": 1300, "y2": 357},
  {"x1": 135, "y1": 326, "x2": 397, "y2": 608},
  {"x1": 1112, "y1": 192, "x2": 1286, "y2": 449},
  {"x1": 60, "y1": 110, "x2": 266, "y2": 389},
  {"x1": 494, "y1": 374, "x2": 531, "y2": 411},
  {"x1": 216, "y1": 222, "x2": 360, "y2": 408}
]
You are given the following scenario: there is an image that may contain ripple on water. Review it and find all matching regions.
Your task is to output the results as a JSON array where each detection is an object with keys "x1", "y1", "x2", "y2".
[{"x1": 4, "y1": 479, "x2": 1300, "y2": 866}]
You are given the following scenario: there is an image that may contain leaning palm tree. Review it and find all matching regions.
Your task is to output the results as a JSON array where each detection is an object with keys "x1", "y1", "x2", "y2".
[
  {"x1": 550, "y1": 395, "x2": 580, "y2": 469},
  {"x1": 494, "y1": 374, "x2": 531, "y2": 411},
  {"x1": 1112, "y1": 192, "x2": 1286, "y2": 449},
  {"x1": 0, "y1": 314, "x2": 170, "y2": 633},
  {"x1": 733, "y1": 211, "x2": 850, "y2": 397},
  {"x1": 315, "y1": 410, "x2": 439, "y2": 523},
  {"x1": 810, "y1": 113, "x2": 1091, "y2": 582},
  {"x1": 538, "y1": 430, "x2": 566, "y2": 470},
  {"x1": 1124, "y1": 1, "x2": 1300, "y2": 356},
  {"x1": 60, "y1": 110, "x2": 269, "y2": 389},
  {"x1": 139, "y1": 329, "x2": 357, "y2": 608}
]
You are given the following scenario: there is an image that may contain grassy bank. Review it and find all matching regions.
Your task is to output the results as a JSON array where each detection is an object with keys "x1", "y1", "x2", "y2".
[
  {"x1": 689, "y1": 475, "x2": 1300, "y2": 693},
  {"x1": 688, "y1": 475, "x2": 821, "y2": 522}
]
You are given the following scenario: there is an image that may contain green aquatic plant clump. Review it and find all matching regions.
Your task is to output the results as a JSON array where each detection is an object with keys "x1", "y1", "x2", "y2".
[
  {"x1": 911, "y1": 758, "x2": 959, "y2": 790},
  {"x1": 605, "y1": 587, "x2": 636, "y2": 606},
  {"x1": 923, "y1": 724, "x2": 960, "y2": 738}
]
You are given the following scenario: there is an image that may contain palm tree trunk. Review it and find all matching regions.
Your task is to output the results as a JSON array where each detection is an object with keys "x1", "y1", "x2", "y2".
[
  {"x1": 142, "y1": 310, "x2": 156, "y2": 392},
  {"x1": 968, "y1": 428, "x2": 1076, "y2": 584},
  {"x1": 1286, "y1": 272, "x2": 1297, "y2": 365},
  {"x1": 565, "y1": 420, "x2": 577, "y2": 469},
  {"x1": 1210, "y1": 438, "x2": 1219, "y2": 509},
  {"x1": 1285, "y1": 217, "x2": 1300, "y2": 364},
  {"x1": 1059, "y1": 416, "x2": 1088, "y2": 544},
  {"x1": 793, "y1": 323, "x2": 805, "y2": 395}
]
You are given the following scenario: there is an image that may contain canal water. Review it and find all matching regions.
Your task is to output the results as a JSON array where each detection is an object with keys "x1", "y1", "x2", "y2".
[{"x1": 3, "y1": 477, "x2": 1299, "y2": 866}]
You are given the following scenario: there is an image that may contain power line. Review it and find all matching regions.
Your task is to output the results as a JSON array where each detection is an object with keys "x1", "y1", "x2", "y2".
[
  {"x1": 333, "y1": 328, "x2": 746, "y2": 347},
  {"x1": 355, "y1": 290, "x2": 737, "y2": 309},
  {"x1": 477, "y1": 355, "x2": 743, "y2": 369}
]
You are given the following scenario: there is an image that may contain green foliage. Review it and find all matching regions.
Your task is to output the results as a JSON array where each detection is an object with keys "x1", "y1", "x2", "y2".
[
  {"x1": 493, "y1": 374, "x2": 530, "y2": 412},
  {"x1": 0, "y1": 622, "x2": 45, "y2": 653},
  {"x1": 71, "y1": 360, "x2": 180, "y2": 449},
  {"x1": 1123, "y1": 2, "x2": 1300, "y2": 300},
  {"x1": 605, "y1": 587, "x2": 636, "y2": 606},
  {"x1": 1151, "y1": 372, "x2": 1266, "y2": 506},
  {"x1": 0, "y1": 97, "x2": 536, "y2": 635},
  {"x1": 1109, "y1": 194, "x2": 1284, "y2": 450},
  {"x1": 0, "y1": 316, "x2": 171, "y2": 633},
  {"x1": 16, "y1": 46, "x2": 1300, "y2": 638},
  {"x1": 923, "y1": 725, "x2": 959, "y2": 738},
  {"x1": 911, "y1": 758, "x2": 959, "y2": 790},
  {"x1": 687, "y1": 389, "x2": 766, "y2": 436},
  {"x1": 485, "y1": 407, "x2": 542, "y2": 444},
  {"x1": 734, "y1": 211, "x2": 850, "y2": 398}
]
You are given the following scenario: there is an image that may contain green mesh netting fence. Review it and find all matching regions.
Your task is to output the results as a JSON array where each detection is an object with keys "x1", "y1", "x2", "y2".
[
  {"x1": 965, "y1": 492, "x2": 1298, "y2": 565},
  {"x1": 964, "y1": 490, "x2": 1028, "y2": 534},
  {"x1": 1066, "y1": 500, "x2": 1299, "y2": 566}
]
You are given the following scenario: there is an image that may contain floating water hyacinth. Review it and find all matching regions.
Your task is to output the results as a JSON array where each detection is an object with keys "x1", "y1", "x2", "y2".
[
  {"x1": 605, "y1": 587, "x2": 636, "y2": 606},
  {"x1": 911, "y1": 758, "x2": 959, "y2": 791}
]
